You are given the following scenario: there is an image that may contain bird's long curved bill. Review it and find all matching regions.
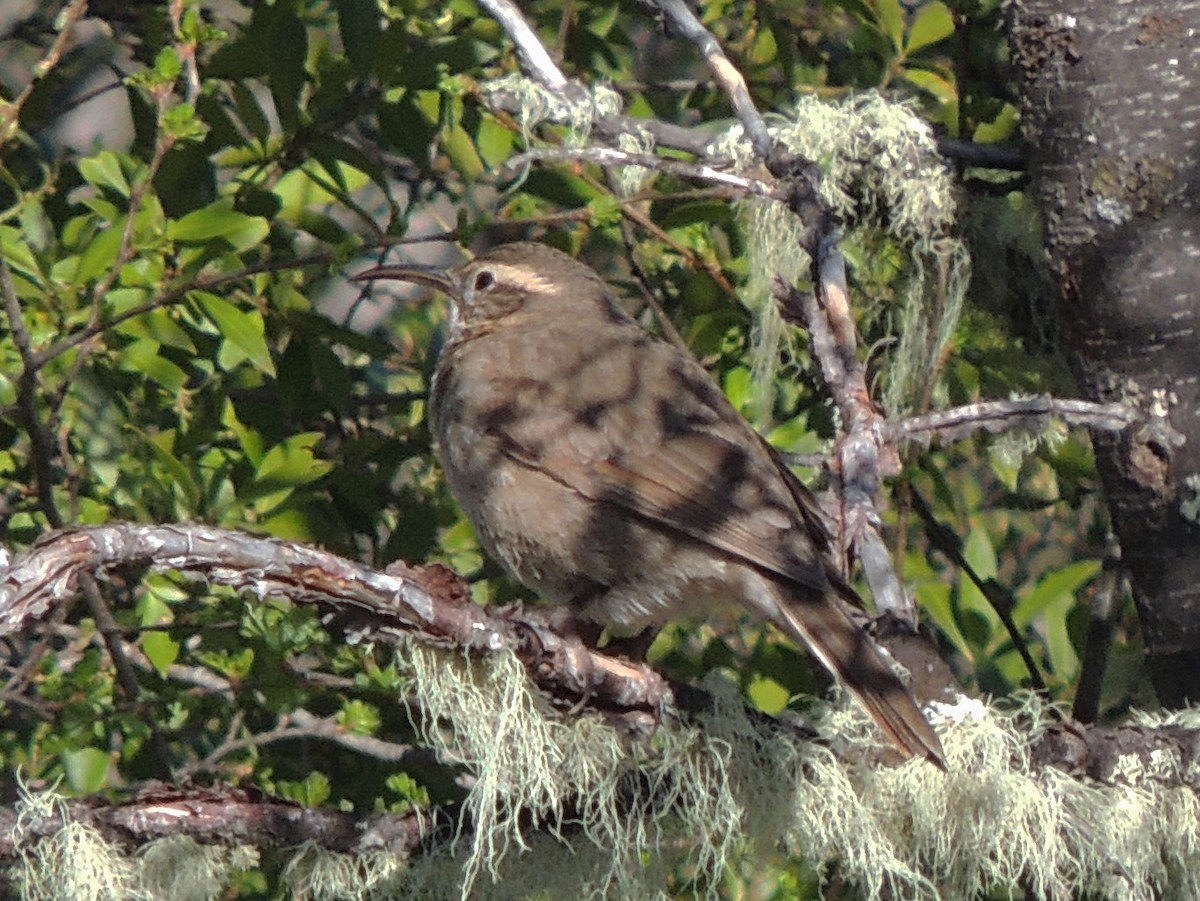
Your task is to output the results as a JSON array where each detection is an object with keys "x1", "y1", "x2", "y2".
[{"x1": 351, "y1": 264, "x2": 455, "y2": 295}]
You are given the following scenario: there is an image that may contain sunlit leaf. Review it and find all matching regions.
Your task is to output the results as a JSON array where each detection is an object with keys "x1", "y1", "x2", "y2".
[
  {"x1": 62, "y1": 747, "x2": 111, "y2": 794},
  {"x1": 142, "y1": 631, "x2": 180, "y2": 676},
  {"x1": 168, "y1": 199, "x2": 269, "y2": 252},
  {"x1": 193, "y1": 291, "x2": 275, "y2": 376},
  {"x1": 906, "y1": 1, "x2": 955, "y2": 54}
]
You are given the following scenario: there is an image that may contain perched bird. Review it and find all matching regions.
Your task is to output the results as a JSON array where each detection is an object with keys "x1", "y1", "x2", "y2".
[{"x1": 354, "y1": 242, "x2": 945, "y2": 766}]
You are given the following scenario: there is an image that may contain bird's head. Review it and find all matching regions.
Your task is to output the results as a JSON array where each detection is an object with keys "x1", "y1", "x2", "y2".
[{"x1": 352, "y1": 242, "x2": 611, "y2": 337}]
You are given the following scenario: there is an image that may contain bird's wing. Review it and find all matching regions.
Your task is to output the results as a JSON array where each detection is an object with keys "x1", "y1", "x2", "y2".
[{"x1": 495, "y1": 336, "x2": 833, "y2": 594}]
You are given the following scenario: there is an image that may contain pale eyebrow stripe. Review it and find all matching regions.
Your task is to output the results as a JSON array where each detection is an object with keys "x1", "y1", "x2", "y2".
[{"x1": 490, "y1": 263, "x2": 555, "y2": 294}]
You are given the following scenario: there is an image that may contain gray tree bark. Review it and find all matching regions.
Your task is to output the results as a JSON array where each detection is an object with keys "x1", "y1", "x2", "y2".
[{"x1": 1011, "y1": 2, "x2": 1200, "y2": 704}]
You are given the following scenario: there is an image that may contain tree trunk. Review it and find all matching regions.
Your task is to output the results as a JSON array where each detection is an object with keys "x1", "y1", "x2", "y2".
[{"x1": 1011, "y1": 2, "x2": 1200, "y2": 704}]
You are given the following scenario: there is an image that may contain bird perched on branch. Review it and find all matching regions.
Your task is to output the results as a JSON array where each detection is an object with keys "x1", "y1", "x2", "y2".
[{"x1": 354, "y1": 242, "x2": 945, "y2": 767}]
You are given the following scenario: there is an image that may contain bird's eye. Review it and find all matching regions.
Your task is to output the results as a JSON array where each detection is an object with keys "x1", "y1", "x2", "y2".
[{"x1": 473, "y1": 270, "x2": 495, "y2": 291}]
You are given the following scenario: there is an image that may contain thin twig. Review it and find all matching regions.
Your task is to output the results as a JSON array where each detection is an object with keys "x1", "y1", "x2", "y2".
[
  {"x1": 168, "y1": 0, "x2": 202, "y2": 104},
  {"x1": 1073, "y1": 548, "x2": 1123, "y2": 725},
  {"x1": 890, "y1": 396, "x2": 1147, "y2": 448},
  {"x1": 908, "y1": 490, "x2": 1048, "y2": 693},
  {"x1": 936, "y1": 137, "x2": 1028, "y2": 171},
  {"x1": 33, "y1": 253, "x2": 333, "y2": 370},
  {"x1": 616, "y1": 215, "x2": 691, "y2": 352},
  {"x1": 0, "y1": 0, "x2": 89, "y2": 143},
  {"x1": 2, "y1": 258, "x2": 61, "y2": 525},
  {"x1": 481, "y1": 84, "x2": 719, "y2": 156},
  {"x1": 504, "y1": 146, "x2": 780, "y2": 198},
  {"x1": 476, "y1": 0, "x2": 569, "y2": 90},
  {"x1": 643, "y1": 0, "x2": 774, "y2": 160}
]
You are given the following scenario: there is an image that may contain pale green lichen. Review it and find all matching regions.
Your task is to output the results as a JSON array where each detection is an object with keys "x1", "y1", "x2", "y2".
[
  {"x1": 13, "y1": 661, "x2": 1200, "y2": 900},
  {"x1": 284, "y1": 844, "x2": 410, "y2": 900},
  {"x1": 479, "y1": 73, "x2": 623, "y2": 147},
  {"x1": 710, "y1": 92, "x2": 969, "y2": 419},
  {"x1": 137, "y1": 837, "x2": 260, "y2": 901},
  {"x1": 402, "y1": 645, "x2": 749, "y2": 897},
  {"x1": 11, "y1": 780, "x2": 141, "y2": 901},
  {"x1": 990, "y1": 396, "x2": 1070, "y2": 471}
]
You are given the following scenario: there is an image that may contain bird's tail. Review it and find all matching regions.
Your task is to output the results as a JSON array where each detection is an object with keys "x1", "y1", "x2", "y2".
[{"x1": 771, "y1": 586, "x2": 946, "y2": 769}]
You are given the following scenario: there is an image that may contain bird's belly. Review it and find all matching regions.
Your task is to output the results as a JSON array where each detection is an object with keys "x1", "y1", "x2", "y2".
[
  {"x1": 577, "y1": 565, "x2": 737, "y2": 634},
  {"x1": 445, "y1": 450, "x2": 735, "y2": 630}
]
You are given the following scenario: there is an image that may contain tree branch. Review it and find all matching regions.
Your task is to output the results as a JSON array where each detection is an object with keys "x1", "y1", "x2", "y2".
[
  {"x1": 0, "y1": 523, "x2": 673, "y2": 724},
  {"x1": 476, "y1": 0, "x2": 569, "y2": 91}
]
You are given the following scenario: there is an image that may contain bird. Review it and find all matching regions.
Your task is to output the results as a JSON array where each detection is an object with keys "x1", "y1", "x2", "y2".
[{"x1": 353, "y1": 241, "x2": 945, "y2": 767}]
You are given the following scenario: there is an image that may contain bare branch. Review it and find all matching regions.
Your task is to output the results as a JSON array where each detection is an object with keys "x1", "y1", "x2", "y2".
[
  {"x1": 889, "y1": 396, "x2": 1158, "y2": 448},
  {"x1": 775, "y1": 255, "x2": 911, "y2": 615},
  {"x1": 504, "y1": 146, "x2": 781, "y2": 198},
  {"x1": 481, "y1": 83, "x2": 718, "y2": 156},
  {"x1": 0, "y1": 0, "x2": 89, "y2": 143},
  {"x1": 642, "y1": 0, "x2": 774, "y2": 160},
  {"x1": 0, "y1": 523, "x2": 672, "y2": 723},
  {"x1": 476, "y1": 0, "x2": 568, "y2": 90}
]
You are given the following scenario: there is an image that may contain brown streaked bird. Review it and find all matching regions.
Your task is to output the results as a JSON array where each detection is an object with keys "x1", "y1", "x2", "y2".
[{"x1": 353, "y1": 242, "x2": 945, "y2": 767}]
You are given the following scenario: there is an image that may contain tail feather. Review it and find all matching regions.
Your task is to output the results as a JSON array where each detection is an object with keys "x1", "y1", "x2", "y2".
[{"x1": 772, "y1": 587, "x2": 946, "y2": 769}]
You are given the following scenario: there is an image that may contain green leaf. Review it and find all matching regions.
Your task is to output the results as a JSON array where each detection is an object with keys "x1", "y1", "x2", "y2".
[
  {"x1": 875, "y1": 0, "x2": 905, "y2": 52},
  {"x1": 168, "y1": 198, "x2": 269, "y2": 252},
  {"x1": 253, "y1": 432, "x2": 333, "y2": 492},
  {"x1": 989, "y1": 446, "x2": 1021, "y2": 492},
  {"x1": 230, "y1": 82, "x2": 271, "y2": 140},
  {"x1": 441, "y1": 123, "x2": 484, "y2": 180},
  {"x1": 747, "y1": 25, "x2": 778, "y2": 66},
  {"x1": 113, "y1": 307, "x2": 196, "y2": 353},
  {"x1": 973, "y1": 102, "x2": 1020, "y2": 144},
  {"x1": 914, "y1": 570, "x2": 973, "y2": 659},
  {"x1": 902, "y1": 68, "x2": 958, "y2": 106},
  {"x1": 338, "y1": 699, "x2": 381, "y2": 735},
  {"x1": 78, "y1": 151, "x2": 132, "y2": 197},
  {"x1": 587, "y1": 195, "x2": 622, "y2": 228},
  {"x1": 585, "y1": 2, "x2": 620, "y2": 38},
  {"x1": 73, "y1": 224, "x2": 124, "y2": 285},
  {"x1": 0, "y1": 225, "x2": 44, "y2": 281},
  {"x1": 118, "y1": 338, "x2": 190, "y2": 392},
  {"x1": 1014, "y1": 559, "x2": 1100, "y2": 626},
  {"x1": 267, "y1": 7, "x2": 307, "y2": 133},
  {"x1": 142, "y1": 630, "x2": 180, "y2": 676},
  {"x1": 906, "y1": 2, "x2": 954, "y2": 54},
  {"x1": 476, "y1": 116, "x2": 514, "y2": 168},
  {"x1": 224, "y1": 399, "x2": 265, "y2": 466},
  {"x1": 62, "y1": 747, "x2": 111, "y2": 794},
  {"x1": 962, "y1": 525, "x2": 998, "y2": 580},
  {"x1": 956, "y1": 525, "x2": 1003, "y2": 650},
  {"x1": 193, "y1": 291, "x2": 275, "y2": 376},
  {"x1": 141, "y1": 428, "x2": 202, "y2": 505},
  {"x1": 746, "y1": 673, "x2": 789, "y2": 714},
  {"x1": 162, "y1": 102, "x2": 210, "y2": 144},
  {"x1": 722, "y1": 366, "x2": 755, "y2": 417},
  {"x1": 1040, "y1": 592, "x2": 1080, "y2": 682},
  {"x1": 276, "y1": 771, "x2": 330, "y2": 807},
  {"x1": 335, "y1": 0, "x2": 380, "y2": 77}
]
